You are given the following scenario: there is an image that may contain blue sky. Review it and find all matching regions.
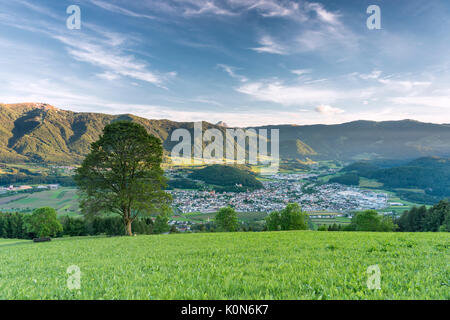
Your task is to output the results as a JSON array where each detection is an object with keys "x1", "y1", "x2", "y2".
[{"x1": 0, "y1": 0, "x2": 449, "y2": 126}]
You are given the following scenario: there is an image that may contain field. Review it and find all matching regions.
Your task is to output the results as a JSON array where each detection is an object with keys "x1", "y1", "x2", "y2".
[
  {"x1": 0, "y1": 187, "x2": 79, "y2": 216},
  {"x1": 0, "y1": 231, "x2": 448, "y2": 300}
]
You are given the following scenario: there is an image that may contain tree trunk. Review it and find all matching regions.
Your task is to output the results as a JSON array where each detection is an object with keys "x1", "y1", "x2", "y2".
[{"x1": 125, "y1": 218, "x2": 133, "y2": 236}]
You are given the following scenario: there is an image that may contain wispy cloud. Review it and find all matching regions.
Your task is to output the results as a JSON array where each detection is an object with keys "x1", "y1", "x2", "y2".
[
  {"x1": 90, "y1": 0, "x2": 157, "y2": 19},
  {"x1": 217, "y1": 64, "x2": 248, "y2": 82},
  {"x1": 53, "y1": 35, "x2": 175, "y2": 87},
  {"x1": 236, "y1": 81, "x2": 342, "y2": 106},
  {"x1": 251, "y1": 36, "x2": 287, "y2": 55}
]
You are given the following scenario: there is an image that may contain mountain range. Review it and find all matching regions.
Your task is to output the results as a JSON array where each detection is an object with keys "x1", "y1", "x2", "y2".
[{"x1": 1, "y1": 103, "x2": 450, "y2": 164}]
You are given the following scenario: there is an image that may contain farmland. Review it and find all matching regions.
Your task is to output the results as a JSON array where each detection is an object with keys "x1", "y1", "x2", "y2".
[
  {"x1": 0, "y1": 187, "x2": 79, "y2": 216},
  {"x1": 0, "y1": 231, "x2": 448, "y2": 300}
]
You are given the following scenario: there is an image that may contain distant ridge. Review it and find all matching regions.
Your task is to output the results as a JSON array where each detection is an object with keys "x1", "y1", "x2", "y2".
[{"x1": 1, "y1": 102, "x2": 450, "y2": 164}]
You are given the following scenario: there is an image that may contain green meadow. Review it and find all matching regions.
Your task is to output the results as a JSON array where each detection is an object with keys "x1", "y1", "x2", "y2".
[
  {"x1": 0, "y1": 187, "x2": 79, "y2": 216},
  {"x1": 0, "y1": 231, "x2": 448, "y2": 300}
]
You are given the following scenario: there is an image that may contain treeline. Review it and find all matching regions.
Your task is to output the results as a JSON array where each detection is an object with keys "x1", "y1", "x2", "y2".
[
  {"x1": 318, "y1": 210, "x2": 398, "y2": 232},
  {"x1": 395, "y1": 200, "x2": 450, "y2": 232},
  {"x1": 0, "y1": 213, "x2": 172, "y2": 239}
]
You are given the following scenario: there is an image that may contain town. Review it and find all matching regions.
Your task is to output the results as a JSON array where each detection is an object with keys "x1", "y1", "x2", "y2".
[{"x1": 168, "y1": 173, "x2": 389, "y2": 214}]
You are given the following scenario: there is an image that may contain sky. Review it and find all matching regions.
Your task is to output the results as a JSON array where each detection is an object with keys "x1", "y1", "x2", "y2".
[{"x1": 0, "y1": 0, "x2": 449, "y2": 127}]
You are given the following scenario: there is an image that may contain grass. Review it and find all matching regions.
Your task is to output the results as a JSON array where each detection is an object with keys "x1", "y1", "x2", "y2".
[
  {"x1": 0, "y1": 231, "x2": 448, "y2": 300},
  {"x1": 359, "y1": 177, "x2": 383, "y2": 188}
]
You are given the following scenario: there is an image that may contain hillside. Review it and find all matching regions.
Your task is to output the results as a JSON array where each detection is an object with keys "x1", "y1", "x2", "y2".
[
  {"x1": 1, "y1": 103, "x2": 450, "y2": 164},
  {"x1": 341, "y1": 157, "x2": 450, "y2": 202},
  {"x1": 189, "y1": 165, "x2": 263, "y2": 191}
]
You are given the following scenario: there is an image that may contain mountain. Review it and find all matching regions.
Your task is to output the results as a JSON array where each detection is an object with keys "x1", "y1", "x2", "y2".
[
  {"x1": 1, "y1": 103, "x2": 450, "y2": 164},
  {"x1": 254, "y1": 120, "x2": 450, "y2": 160}
]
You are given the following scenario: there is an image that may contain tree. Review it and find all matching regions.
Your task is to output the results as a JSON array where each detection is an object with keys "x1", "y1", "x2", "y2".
[
  {"x1": 26, "y1": 207, "x2": 63, "y2": 238},
  {"x1": 266, "y1": 203, "x2": 309, "y2": 231},
  {"x1": 351, "y1": 210, "x2": 397, "y2": 232},
  {"x1": 397, "y1": 200, "x2": 450, "y2": 232},
  {"x1": 74, "y1": 121, "x2": 171, "y2": 236},
  {"x1": 215, "y1": 207, "x2": 239, "y2": 232},
  {"x1": 153, "y1": 213, "x2": 170, "y2": 234}
]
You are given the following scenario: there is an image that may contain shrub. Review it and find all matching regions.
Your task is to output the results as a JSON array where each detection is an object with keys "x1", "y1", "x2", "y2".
[{"x1": 26, "y1": 207, "x2": 63, "y2": 238}]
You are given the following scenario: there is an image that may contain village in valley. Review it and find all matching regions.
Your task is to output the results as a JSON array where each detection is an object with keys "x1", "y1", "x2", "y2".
[{"x1": 169, "y1": 173, "x2": 389, "y2": 214}]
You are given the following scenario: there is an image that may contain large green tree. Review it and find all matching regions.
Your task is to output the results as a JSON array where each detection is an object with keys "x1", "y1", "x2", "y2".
[
  {"x1": 266, "y1": 203, "x2": 309, "y2": 231},
  {"x1": 351, "y1": 210, "x2": 397, "y2": 232},
  {"x1": 74, "y1": 121, "x2": 171, "y2": 236},
  {"x1": 26, "y1": 207, "x2": 63, "y2": 238},
  {"x1": 215, "y1": 207, "x2": 239, "y2": 232}
]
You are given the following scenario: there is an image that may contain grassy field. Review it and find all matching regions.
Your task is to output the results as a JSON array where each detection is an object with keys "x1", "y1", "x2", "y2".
[
  {"x1": 0, "y1": 231, "x2": 448, "y2": 300},
  {"x1": 0, "y1": 187, "x2": 79, "y2": 216}
]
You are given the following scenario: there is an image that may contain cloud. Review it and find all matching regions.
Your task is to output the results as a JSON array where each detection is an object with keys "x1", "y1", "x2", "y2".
[
  {"x1": 291, "y1": 69, "x2": 312, "y2": 76},
  {"x1": 305, "y1": 2, "x2": 340, "y2": 25},
  {"x1": 390, "y1": 96, "x2": 450, "y2": 109},
  {"x1": 217, "y1": 64, "x2": 248, "y2": 82},
  {"x1": 378, "y1": 78, "x2": 431, "y2": 91},
  {"x1": 244, "y1": 0, "x2": 300, "y2": 17},
  {"x1": 183, "y1": 1, "x2": 237, "y2": 16},
  {"x1": 251, "y1": 36, "x2": 287, "y2": 55},
  {"x1": 315, "y1": 104, "x2": 344, "y2": 116},
  {"x1": 358, "y1": 70, "x2": 382, "y2": 80},
  {"x1": 53, "y1": 35, "x2": 175, "y2": 87},
  {"x1": 90, "y1": 0, "x2": 157, "y2": 19},
  {"x1": 96, "y1": 72, "x2": 120, "y2": 81},
  {"x1": 237, "y1": 81, "x2": 341, "y2": 106}
]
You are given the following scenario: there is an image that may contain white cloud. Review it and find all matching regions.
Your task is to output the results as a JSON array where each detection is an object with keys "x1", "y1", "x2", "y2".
[
  {"x1": 315, "y1": 104, "x2": 344, "y2": 116},
  {"x1": 390, "y1": 96, "x2": 450, "y2": 109},
  {"x1": 217, "y1": 64, "x2": 248, "y2": 82},
  {"x1": 53, "y1": 35, "x2": 174, "y2": 86},
  {"x1": 291, "y1": 69, "x2": 312, "y2": 76},
  {"x1": 251, "y1": 36, "x2": 287, "y2": 55},
  {"x1": 358, "y1": 70, "x2": 382, "y2": 80},
  {"x1": 237, "y1": 81, "x2": 341, "y2": 106},
  {"x1": 305, "y1": 2, "x2": 340, "y2": 25},
  {"x1": 90, "y1": 0, "x2": 156, "y2": 19},
  {"x1": 96, "y1": 72, "x2": 120, "y2": 81},
  {"x1": 378, "y1": 78, "x2": 432, "y2": 91}
]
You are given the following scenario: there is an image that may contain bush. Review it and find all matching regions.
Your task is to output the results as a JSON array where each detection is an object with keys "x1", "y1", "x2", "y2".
[
  {"x1": 153, "y1": 214, "x2": 170, "y2": 234},
  {"x1": 350, "y1": 210, "x2": 397, "y2": 232},
  {"x1": 215, "y1": 207, "x2": 239, "y2": 232},
  {"x1": 25, "y1": 207, "x2": 63, "y2": 238},
  {"x1": 266, "y1": 203, "x2": 309, "y2": 231}
]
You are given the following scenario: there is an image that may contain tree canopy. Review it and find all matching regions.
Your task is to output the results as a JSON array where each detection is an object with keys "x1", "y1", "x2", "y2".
[
  {"x1": 215, "y1": 207, "x2": 239, "y2": 232},
  {"x1": 25, "y1": 207, "x2": 62, "y2": 238},
  {"x1": 266, "y1": 203, "x2": 309, "y2": 231},
  {"x1": 74, "y1": 121, "x2": 171, "y2": 236},
  {"x1": 350, "y1": 210, "x2": 397, "y2": 232}
]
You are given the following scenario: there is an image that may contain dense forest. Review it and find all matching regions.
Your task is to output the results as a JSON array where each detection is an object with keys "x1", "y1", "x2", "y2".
[
  {"x1": 189, "y1": 165, "x2": 263, "y2": 191},
  {"x1": 339, "y1": 157, "x2": 450, "y2": 203},
  {"x1": 396, "y1": 200, "x2": 450, "y2": 232}
]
